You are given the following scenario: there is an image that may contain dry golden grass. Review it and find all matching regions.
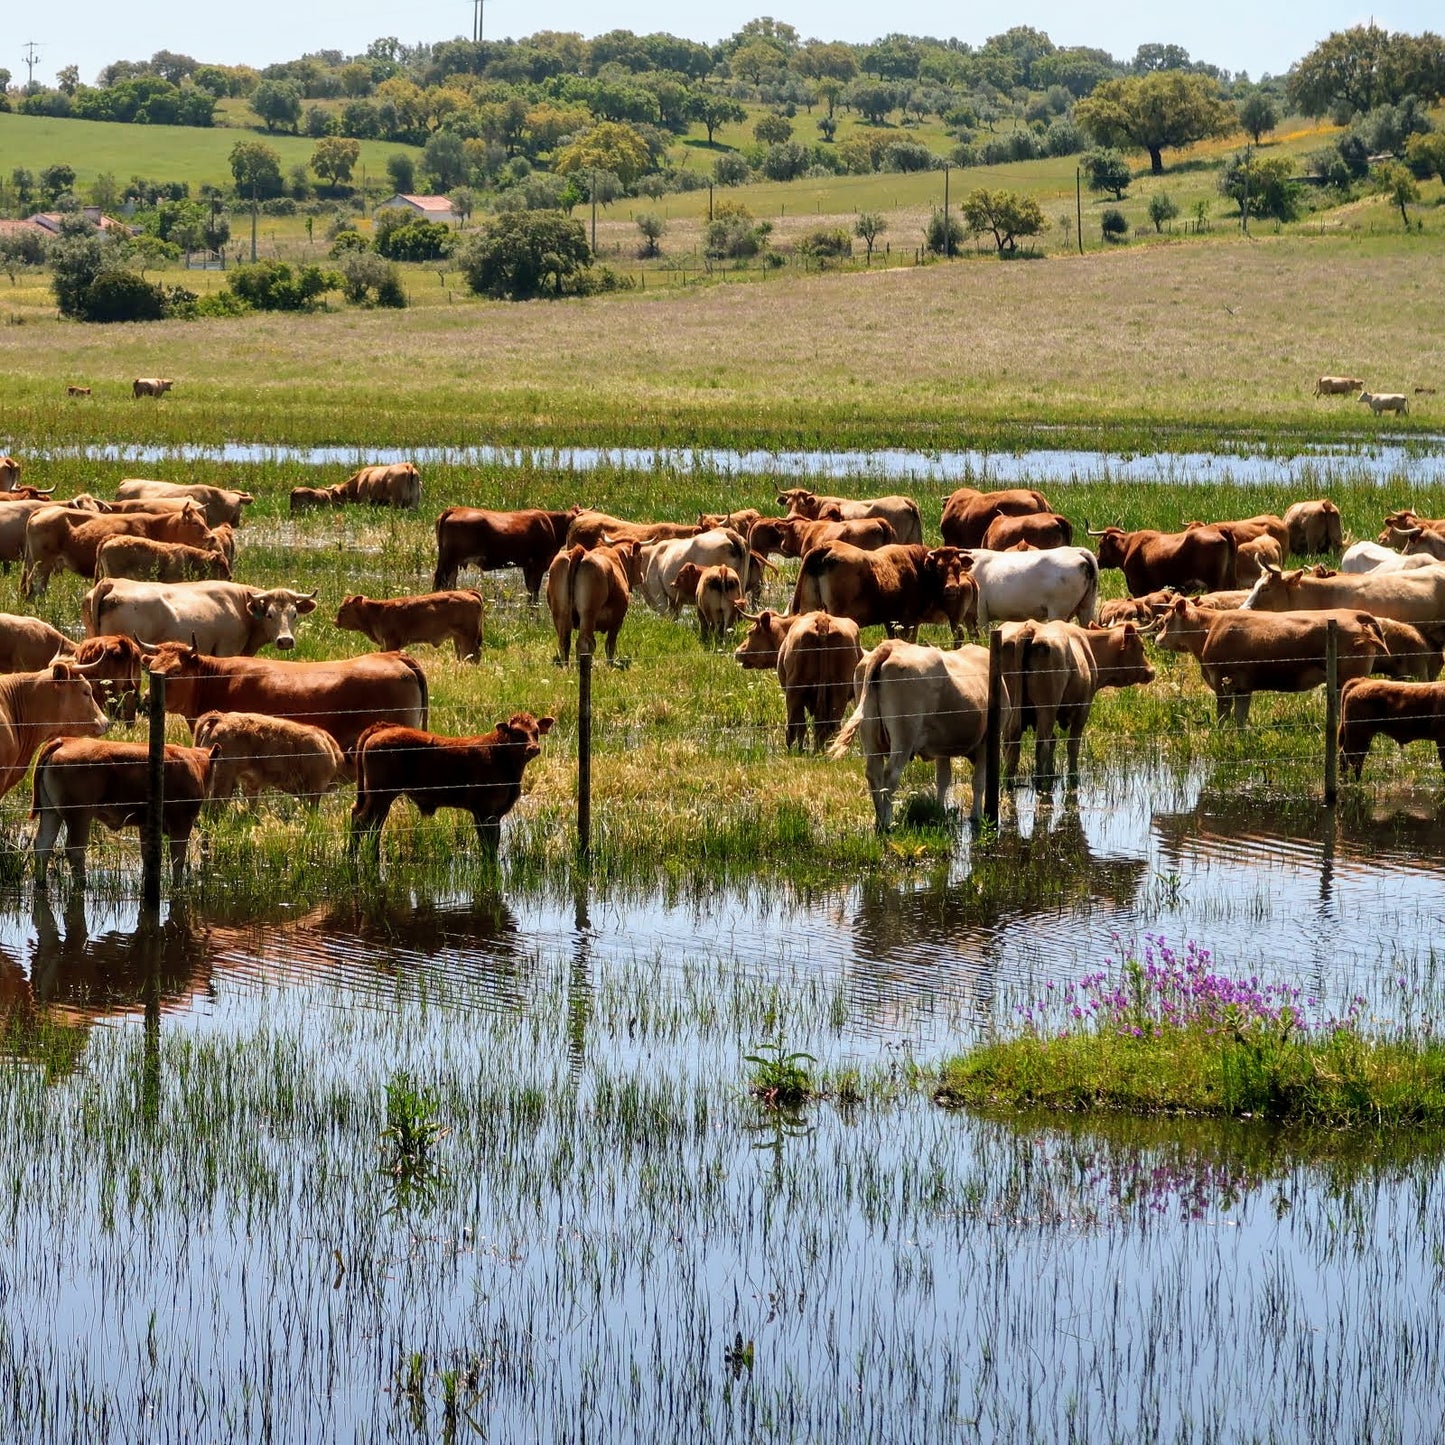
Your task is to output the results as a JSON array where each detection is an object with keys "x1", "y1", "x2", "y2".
[{"x1": 3, "y1": 228, "x2": 1441, "y2": 449}]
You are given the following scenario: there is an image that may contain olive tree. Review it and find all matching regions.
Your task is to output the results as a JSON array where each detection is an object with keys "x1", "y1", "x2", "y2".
[{"x1": 960, "y1": 188, "x2": 1046, "y2": 254}]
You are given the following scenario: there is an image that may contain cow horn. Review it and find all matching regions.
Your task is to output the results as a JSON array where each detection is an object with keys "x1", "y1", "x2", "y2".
[
  {"x1": 1396, "y1": 525, "x2": 1422, "y2": 537},
  {"x1": 738, "y1": 610, "x2": 764, "y2": 622},
  {"x1": 36, "y1": 485, "x2": 55, "y2": 495},
  {"x1": 1083, "y1": 518, "x2": 1108, "y2": 537}
]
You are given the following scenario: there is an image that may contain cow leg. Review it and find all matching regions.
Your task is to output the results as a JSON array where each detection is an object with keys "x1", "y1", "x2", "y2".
[
  {"x1": 1035, "y1": 728, "x2": 1056, "y2": 790},
  {"x1": 554, "y1": 625, "x2": 572, "y2": 666},
  {"x1": 1064, "y1": 722, "x2": 1085, "y2": 791},
  {"x1": 865, "y1": 748, "x2": 905, "y2": 833},
  {"x1": 348, "y1": 793, "x2": 393, "y2": 856},
  {"x1": 934, "y1": 756, "x2": 953, "y2": 812},
  {"x1": 473, "y1": 813, "x2": 502, "y2": 851},
  {"x1": 1214, "y1": 691, "x2": 1232, "y2": 724},
  {"x1": 62, "y1": 816, "x2": 91, "y2": 884},
  {"x1": 1232, "y1": 693, "x2": 1252, "y2": 726},
  {"x1": 169, "y1": 834, "x2": 191, "y2": 887},
  {"x1": 32, "y1": 806, "x2": 63, "y2": 889},
  {"x1": 522, "y1": 565, "x2": 544, "y2": 605},
  {"x1": 785, "y1": 694, "x2": 807, "y2": 751}
]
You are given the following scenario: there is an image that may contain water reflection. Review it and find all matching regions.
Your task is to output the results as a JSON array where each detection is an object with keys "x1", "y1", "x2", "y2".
[{"x1": 848, "y1": 804, "x2": 1149, "y2": 1028}]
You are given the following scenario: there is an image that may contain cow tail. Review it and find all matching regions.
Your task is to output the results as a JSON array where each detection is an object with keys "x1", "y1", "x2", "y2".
[
  {"x1": 29, "y1": 738, "x2": 67, "y2": 818},
  {"x1": 395, "y1": 654, "x2": 428, "y2": 730},
  {"x1": 566, "y1": 545, "x2": 585, "y2": 627},
  {"x1": 1076, "y1": 551, "x2": 1100, "y2": 625},
  {"x1": 86, "y1": 578, "x2": 114, "y2": 637},
  {"x1": 792, "y1": 547, "x2": 826, "y2": 616},
  {"x1": 828, "y1": 643, "x2": 889, "y2": 760}
]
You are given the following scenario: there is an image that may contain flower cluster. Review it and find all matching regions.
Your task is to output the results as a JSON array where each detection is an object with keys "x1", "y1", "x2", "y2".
[{"x1": 1015, "y1": 935, "x2": 1367, "y2": 1041}]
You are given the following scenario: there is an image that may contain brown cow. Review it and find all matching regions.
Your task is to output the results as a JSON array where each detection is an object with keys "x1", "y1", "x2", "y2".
[
  {"x1": 132, "y1": 378, "x2": 174, "y2": 398},
  {"x1": 432, "y1": 505, "x2": 579, "y2": 599},
  {"x1": 776, "y1": 489, "x2": 923, "y2": 546},
  {"x1": 0, "y1": 663, "x2": 111, "y2": 802},
  {"x1": 1151, "y1": 596, "x2": 1386, "y2": 723},
  {"x1": 1087, "y1": 523, "x2": 1236, "y2": 596},
  {"x1": 290, "y1": 485, "x2": 342, "y2": 513},
  {"x1": 23, "y1": 501, "x2": 215, "y2": 596},
  {"x1": 72, "y1": 636, "x2": 147, "y2": 723},
  {"x1": 66, "y1": 386, "x2": 91, "y2": 398},
  {"x1": 700, "y1": 509, "x2": 762, "y2": 534},
  {"x1": 115, "y1": 479, "x2": 254, "y2": 529},
  {"x1": 193, "y1": 711, "x2": 345, "y2": 804},
  {"x1": 564, "y1": 511, "x2": 700, "y2": 550},
  {"x1": 999, "y1": 620, "x2": 1155, "y2": 786},
  {"x1": 1339, "y1": 678, "x2": 1445, "y2": 779},
  {"x1": 1370, "y1": 619, "x2": 1445, "y2": 682},
  {"x1": 0, "y1": 456, "x2": 18, "y2": 491},
  {"x1": 351, "y1": 712, "x2": 554, "y2": 852},
  {"x1": 1314, "y1": 375, "x2": 1365, "y2": 397},
  {"x1": 0, "y1": 497, "x2": 103, "y2": 570},
  {"x1": 668, "y1": 563, "x2": 743, "y2": 644},
  {"x1": 1096, "y1": 589, "x2": 1179, "y2": 627},
  {"x1": 1282, "y1": 500, "x2": 1343, "y2": 556},
  {"x1": 1190, "y1": 514, "x2": 1290, "y2": 561},
  {"x1": 31, "y1": 738, "x2": 214, "y2": 886},
  {"x1": 546, "y1": 541, "x2": 644, "y2": 664},
  {"x1": 1234, "y1": 535, "x2": 1284, "y2": 586},
  {"x1": 981, "y1": 512, "x2": 1074, "y2": 551},
  {"x1": 94, "y1": 535, "x2": 232, "y2": 582},
  {"x1": 940, "y1": 487, "x2": 1052, "y2": 549},
  {"x1": 336, "y1": 590, "x2": 485, "y2": 661},
  {"x1": 749, "y1": 515, "x2": 897, "y2": 559},
  {"x1": 0, "y1": 614, "x2": 77, "y2": 672},
  {"x1": 790, "y1": 542, "x2": 977, "y2": 643},
  {"x1": 735, "y1": 609, "x2": 863, "y2": 751},
  {"x1": 143, "y1": 645, "x2": 428, "y2": 753},
  {"x1": 334, "y1": 462, "x2": 421, "y2": 508},
  {"x1": 1379, "y1": 510, "x2": 1445, "y2": 549}
]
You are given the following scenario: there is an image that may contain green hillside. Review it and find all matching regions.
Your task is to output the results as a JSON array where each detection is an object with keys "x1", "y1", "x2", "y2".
[{"x1": 0, "y1": 112, "x2": 423, "y2": 193}]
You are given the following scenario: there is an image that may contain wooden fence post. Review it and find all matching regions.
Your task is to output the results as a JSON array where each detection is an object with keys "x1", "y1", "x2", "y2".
[
  {"x1": 984, "y1": 630, "x2": 1002, "y2": 827},
  {"x1": 1324, "y1": 619, "x2": 1339, "y2": 805},
  {"x1": 142, "y1": 670, "x2": 165, "y2": 912},
  {"x1": 577, "y1": 651, "x2": 592, "y2": 863}
]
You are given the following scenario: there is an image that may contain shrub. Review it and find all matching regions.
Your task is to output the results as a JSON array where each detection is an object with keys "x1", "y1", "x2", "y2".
[
  {"x1": 882, "y1": 139, "x2": 937, "y2": 173},
  {"x1": 1219, "y1": 152, "x2": 1302, "y2": 222},
  {"x1": 261, "y1": 196, "x2": 297, "y2": 217},
  {"x1": 1147, "y1": 192, "x2": 1179, "y2": 232},
  {"x1": 77, "y1": 269, "x2": 169, "y2": 323},
  {"x1": 1044, "y1": 117, "x2": 1084, "y2": 157},
  {"x1": 49, "y1": 217, "x2": 120, "y2": 318},
  {"x1": 458, "y1": 211, "x2": 592, "y2": 300},
  {"x1": 192, "y1": 290, "x2": 251, "y2": 318},
  {"x1": 759, "y1": 142, "x2": 814, "y2": 182},
  {"x1": 1083, "y1": 148, "x2": 1132, "y2": 200},
  {"x1": 925, "y1": 208, "x2": 966, "y2": 256},
  {"x1": 339, "y1": 250, "x2": 405, "y2": 305},
  {"x1": 227, "y1": 259, "x2": 339, "y2": 311},
  {"x1": 636, "y1": 212, "x2": 666, "y2": 258},
  {"x1": 704, "y1": 214, "x2": 772, "y2": 260},
  {"x1": 1405, "y1": 132, "x2": 1445, "y2": 181},
  {"x1": 373, "y1": 215, "x2": 453, "y2": 262},
  {"x1": 328, "y1": 229, "x2": 369, "y2": 258},
  {"x1": 1101, "y1": 207, "x2": 1129, "y2": 241},
  {"x1": 795, "y1": 226, "x2": 852, "y2": 263},
  {"x1": 959, "y1": 188, "x2": 1046, "y2": 254}
]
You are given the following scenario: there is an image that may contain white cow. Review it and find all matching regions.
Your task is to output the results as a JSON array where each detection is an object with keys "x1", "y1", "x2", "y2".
[
  {"x1": 83, "y1": 579, "x2": 319, "y2": 655},
  {"x1": 959, "y1": 546, "x2": 1099, "y2": 627},
  {"x1": 1339, "y1": 541, "x2": 1444, "y2": 575},
  {"x1": 1359, "y1": 391, "x2": 1409, "y2": 416},
  {"x1": 828, "y1": 638, "x2": 1014, "y2": 830},
  {"x1": 1241, "y1": 563, "x2": 1445, "y2": 625},
  {"x1": 637, "y1": 528, "x2": 750, "y2": 615}
]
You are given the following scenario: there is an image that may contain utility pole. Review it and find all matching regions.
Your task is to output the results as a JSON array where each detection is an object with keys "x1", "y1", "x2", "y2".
[
  {"x1": 250, "y1": 179, "x2": 258, "y2": 262},
  {"x1": 1075, "y1": 165, "x2": 1083, "y2": 254},
  {"x1": 942, "y1": 165, "x2": 951, "y2": 257},
  {"x1": 1241, "y1": 142, "x2": 1251, "y2": 235},
  {"x1": 590, "y1": 170, "x2": 598, "y2": 254},
  {"x1": 22, "y1": 42, "x2": 41, "y2": 90}
]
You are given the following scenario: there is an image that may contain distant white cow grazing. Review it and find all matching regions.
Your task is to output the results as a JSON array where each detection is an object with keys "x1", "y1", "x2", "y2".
[
  {"x1": 1313, "y1": 375, "x2": 1364, "y2": 397},
  {"x1": 1339, "y1": 541, "x2": 1444, "y2": 575},
  {"x1": 1359, "y1": 391, "x2": 1409, "y2": 416}
]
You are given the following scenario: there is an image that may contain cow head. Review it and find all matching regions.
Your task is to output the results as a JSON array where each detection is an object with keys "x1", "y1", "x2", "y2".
[
  {"x1": 777, "y1": 488, "x2": 819, "y2": 518},
  {"x1": 616, "y1": 541, "x2": 646, "y2": 585},
  {"x1": 496, "y1": 711, "x2": 555, "y2": 766},
  {"x1": 1085, "y1": 524, "x2": 1129, "y2": 569},
  {"x1": 1400, "y1": 528, "x2": 1445, "y2": 560},
  {"x1": 247, "y1": 588, "x2": 319, "y2": 651},
  {"x1": 734, "y1": 610, "x2": 790, "y2": 668},
  {"x1": 335, "y1": 595, "x2": 365, "y2": 630},
  {"x1": 171, "y1": 503, "x2": 215, "y2": 547},
  {"x1": 1085, "y1": 622, "x2": 1156, "y2": 688},
  {"x1": 925, "y1": 547, "x2": 979, "y2": 638},
  {"x1": 747, "y1": 517, "x2": 790, "y2": 558},
  {"x1": 1150, "y1": 596, "x2": 1210, "y2": 654},
  {"x1": 1239, "y1": 564, "x2": 1299, "y2": 611},
  {"x1": 71, "y1": 635, "x2": 146, "y2": 723},
  {"x1": 45, "y1": 660, "x2": 111, "y2": 738},
  {"x1": 669, "y1": 563, "x2": 705, "y2": 610}
]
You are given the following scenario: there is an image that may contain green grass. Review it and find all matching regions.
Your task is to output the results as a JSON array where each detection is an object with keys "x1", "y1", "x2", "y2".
[{"x1": 0, "y1": 111, "x2": 424, "y2": 192}]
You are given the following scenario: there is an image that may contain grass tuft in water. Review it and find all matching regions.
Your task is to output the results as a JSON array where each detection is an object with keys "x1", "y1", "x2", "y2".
[
  {"x1": 744, "y1": 1038, "x2": 817, "y2": 1109},
  {"x1": 937, "y1": 936, "x2": 1445, "y2": 1126}
]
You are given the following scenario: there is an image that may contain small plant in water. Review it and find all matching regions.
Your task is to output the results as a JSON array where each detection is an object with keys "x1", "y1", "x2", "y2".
[
  {"x1": 383, "y1": 1071, "x2": 449, "y2": 1179},
  {"x1": 745, "y1": 1038, "x2": 815, "y2": 1108}
]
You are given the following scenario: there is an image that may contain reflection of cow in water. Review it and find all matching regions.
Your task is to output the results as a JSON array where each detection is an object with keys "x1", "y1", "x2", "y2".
[{"x1": 848, "y1": 803, "x2": 1149, "y2": 1027}]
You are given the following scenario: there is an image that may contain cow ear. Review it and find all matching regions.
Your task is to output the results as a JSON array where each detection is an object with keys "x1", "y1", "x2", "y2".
[
  {"x1": 295, "y1": 596, "x2": 318, "y2": 614},
  {"x1": 50, "y1": 661, "x2": 70, "y2": 681},
  {"x1": 248, "y1": 596, "x2": 268, "y2": 618},
  {"x1": 537, "y1": 716, "x2": 555, "y2": 735},
  {"x1": 1122, "y1": 623, "x2": 1137, "y2": 638},
  {"x1": 1171, "y1": 597, "x2": 1187, "y2": 614}
]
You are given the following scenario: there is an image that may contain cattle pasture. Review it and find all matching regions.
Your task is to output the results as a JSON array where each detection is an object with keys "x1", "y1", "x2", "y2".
[{"x1": 2, "y1": 455, "x2": 1444, "y2": 900}]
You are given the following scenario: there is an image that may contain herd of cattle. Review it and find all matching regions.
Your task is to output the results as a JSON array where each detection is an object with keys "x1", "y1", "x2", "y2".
[{"x1": 2, "y1": 450, "x2": 1445, "y2": 882}]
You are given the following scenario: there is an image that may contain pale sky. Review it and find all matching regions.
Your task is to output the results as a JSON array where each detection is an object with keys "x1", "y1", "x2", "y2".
[{"x1": 3, "y1": 3, "x2": 1435, "y2": 92}]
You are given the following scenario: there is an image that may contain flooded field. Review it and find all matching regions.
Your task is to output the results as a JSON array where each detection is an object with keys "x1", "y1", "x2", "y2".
[
  {"x1": 2, "y1": 762, "x2": 1443, "y2": 1440},
  {"x1": 40, "y1": 437, "x2": 1445, "y2": 487}
]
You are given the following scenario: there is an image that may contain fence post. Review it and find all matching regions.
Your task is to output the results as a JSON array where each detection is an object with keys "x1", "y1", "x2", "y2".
[
  {"x1": 984, "y1": 630, "x2": 1002, "y2": 827},
  {"x1": 577, "y1": 651, "x2": 592, "y2": 863},
  {"x1": 142, "y1": 670, "x2": 166, "y2": 912},
  {"x1": 1324, "y1": 619, "x2": 1339, "y2": 805}
]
